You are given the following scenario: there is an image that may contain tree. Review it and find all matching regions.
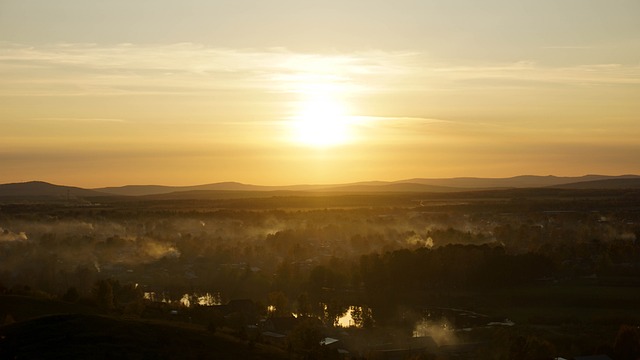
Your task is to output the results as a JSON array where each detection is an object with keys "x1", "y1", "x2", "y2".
[
  {"x1": 92, "y1": 279, "x2": 114, "y2": 310},
  {"x1": 614, "y1": 325, "x2": 640, "y2": 360},
  {"x1": 350, "y1": 306, "x2": 374, "y2": 329},
  {"x1": 267, "y1": 291, "x2": 289, "y2": 317},
  {"x1": 296, "y1": 292, "x2": 312, "y2": 318},
  {"x1": 323, "y1": 298, "x2": 347, "y2": 327},
  {"x1": 61, "y1": 286, "x2": 80, "y2": 303},
  {"x1": 206, "y1": 309, "x2": 225, "y2": 333},
  {"x1": 508, "y1": 335, "x2": 556, "y2": 360},
  {"x1": 288, "y1": 318, "x2": 324, "y2": 359}
]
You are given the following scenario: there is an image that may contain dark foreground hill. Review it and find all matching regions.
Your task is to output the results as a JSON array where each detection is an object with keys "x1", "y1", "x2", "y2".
[{"x1": 0, "y1": 313, "x2": 286, "y2": 360}]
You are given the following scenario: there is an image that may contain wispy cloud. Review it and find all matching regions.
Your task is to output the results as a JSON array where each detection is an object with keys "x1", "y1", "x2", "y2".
[
  {"x1": 0, "y1": 42, "x2": 411, "y2": 96},
  {"x1": 31, "y1": 117, "x2": 126, "y2": 123},
  {"x1": 350, "y1": 116, "x2": 453, "y2": 127},
  {"x1": 541, "y1": 45, "x2": 592, "y2": 50},
  {"x1": 1, "y1": 42, "x2": 639, "y2": 99}
]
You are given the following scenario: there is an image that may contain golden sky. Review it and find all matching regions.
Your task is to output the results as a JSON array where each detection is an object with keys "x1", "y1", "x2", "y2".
[{"x1": 1, "y1": 0, "x2": 639, "y2": 187}]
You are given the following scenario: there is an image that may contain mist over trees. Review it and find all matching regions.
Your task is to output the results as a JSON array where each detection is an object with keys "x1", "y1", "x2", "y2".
[{"x1": 1, "y1": 192, "x2": 639, "y2": 358}]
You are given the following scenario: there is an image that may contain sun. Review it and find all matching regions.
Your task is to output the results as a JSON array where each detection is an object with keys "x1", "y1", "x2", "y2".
[{"x1": 290, "y1": 94, "x2": 352, "y2": 147}]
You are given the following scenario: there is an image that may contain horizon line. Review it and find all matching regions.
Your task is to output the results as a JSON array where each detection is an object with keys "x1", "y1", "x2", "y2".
[{"x1": 2, "y1": 173, "x2": 639, "y2": 190}]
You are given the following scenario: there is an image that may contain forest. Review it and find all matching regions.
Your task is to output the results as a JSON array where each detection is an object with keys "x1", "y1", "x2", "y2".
[{"x1": 1, "y1": 188, "x2": 640, "y2": 359}]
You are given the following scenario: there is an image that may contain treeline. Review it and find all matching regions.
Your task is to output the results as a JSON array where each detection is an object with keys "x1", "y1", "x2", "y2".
[
  {"x1": 264, "y1": 244, "x2": 556, "y2": 328},
  {"x1": 359, "y1": 244, "x2": 553, "y2": 324},
  {"x1": 361, "y1": 244, "x2": 554, "y2": 292}
]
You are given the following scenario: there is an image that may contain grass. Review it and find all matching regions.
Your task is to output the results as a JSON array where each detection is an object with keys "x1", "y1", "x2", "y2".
[{"x1": 0, "y1": 313, "x2": 289, "y2": 360}]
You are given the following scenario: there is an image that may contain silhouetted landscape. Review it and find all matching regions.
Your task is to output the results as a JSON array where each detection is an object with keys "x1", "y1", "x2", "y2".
[
  {"x1": 1, "y1": 176, "x2": 639, "y2": 359},
  {"x1": 3, "y1": 0, "x2": 640, "y2": 358}
]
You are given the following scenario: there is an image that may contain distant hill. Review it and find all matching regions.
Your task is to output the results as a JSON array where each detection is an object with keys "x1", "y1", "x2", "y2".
[
  {"x1": 0, "y1": 181, "x2": 108, "y2": 199},
  {"x1": 140, "y1": 190, "x2": 300, "y2": 201},
  {"x1": 95, "y1": 182, "x2": 318, "y2": 196},
  {"x1": 136, "y1": 183, "x2": 464, "y2": 202},
  {"x1": 2, "y1": 175, "x2": 639, "y2": 200},
  {"x1": 93, "y1": 175, "x2": 640, "y2": 196},
  {"x1": 551, "y1": 178, "x2": 640, "y2": 189},
  {"x1": 319, "y1": 182, "x2": 462, "y2": 193},
  {"x1": 93, "y1": 184, "x2": 177, "y2": 196},
  {"x1": 398, "y1": 175, "x2": 640, "y2": 189}
]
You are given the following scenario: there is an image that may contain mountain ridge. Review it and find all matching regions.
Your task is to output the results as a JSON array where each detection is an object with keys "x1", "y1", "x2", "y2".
[
  {"x1": 93, "y1": 174, "x2": 640, "y2": 196},
  {"x1": 1, "y1": 175, "x2": 639, "y2": 199},
  {"x1": 0, "y1": 181, "x2": 109, "y2": 198}
]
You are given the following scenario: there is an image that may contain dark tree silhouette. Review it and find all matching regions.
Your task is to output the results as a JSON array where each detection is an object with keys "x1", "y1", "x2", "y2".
[
  {"x1": 614, "y1": 325, "x2": 640, "y2": 360},
  {"x1": 92, "y1": 279, "x2": 114, "y2": 310}
]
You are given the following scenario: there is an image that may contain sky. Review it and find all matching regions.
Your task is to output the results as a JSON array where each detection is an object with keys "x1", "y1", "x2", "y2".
[{"x1": 1, "y1": 0, "x2": 639, "y2": 187}]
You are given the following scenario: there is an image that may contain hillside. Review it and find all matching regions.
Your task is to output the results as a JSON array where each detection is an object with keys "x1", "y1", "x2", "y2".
[
  {"x1": 0, "y1": 181, "x2": 108, "y2": 199},
  {"x1": 400, "y1": 174, "x2": 640, "y2": 189},
  {"x1": 95, "y1": 182, "x2": 318, "y2": 196},
  {"x1": 1, "y1": 175, "x2": 639, "y2": 201},
  {"x1": 551, "y1": 178, "x2": 640, "y2": 189},
  {"x1": 314, "y1": 182, "x2": 462, "y2": 193},
  {"x1": 91, "y1": 175, "x2": 639, "y2": 196},
  {"x1": 0, "y1": 295, "x2": 97, "y2": 323},
  {"x1": 0, "y1": 312, "x2": 287, "y2": 360}
]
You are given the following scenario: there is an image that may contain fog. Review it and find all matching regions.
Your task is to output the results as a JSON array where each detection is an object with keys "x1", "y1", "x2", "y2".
[
  {"x1": 1, "y1": 204, "x2": 636, "y2": 298},
  {"x1": 0, "y1": 207, "x2": 499, "y2": 297},
  {"x1": 0, "y1": 227, "x2": 28, "y2": 242},
  {"x1": 0, "y1": 195, "x2": 638, "y2": 359},
  {"x1": 413, "y1": 319, "x2": 458, "y2": 346}
]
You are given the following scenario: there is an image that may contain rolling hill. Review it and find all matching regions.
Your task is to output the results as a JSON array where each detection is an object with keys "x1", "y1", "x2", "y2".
[
  {"x1": 0, "y1": 312, "x2": 286, "y2": 360},
  {"x1": 94, "y1": 182, "x2": 318, "y2": 196},
  {"x1": 1, "y1": 175, "x2": 638, "y2": 201},
  {"x1": 0, "y1": 181, "x2": 108, "y2": 199},
  {"x1": 399, "y1": 174, "x2": 640, "y2": 189},
  {"x1": 93, "y1": 175, "x2": 640, "y2": 196},
  {"x1": 551, "y1": 177, "x2": 640, "y2": 189}
]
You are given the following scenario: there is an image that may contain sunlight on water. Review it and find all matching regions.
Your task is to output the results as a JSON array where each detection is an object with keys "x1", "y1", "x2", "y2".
[
  {"x1": 177, "y1": 292, "x2": 221, "y2": 307},
  {"x1": 337, "y1": 306, "x2": 371, "y2": 328},
  {"x1": 337, "y1": 308, "x2": 355, "y2": 327}
]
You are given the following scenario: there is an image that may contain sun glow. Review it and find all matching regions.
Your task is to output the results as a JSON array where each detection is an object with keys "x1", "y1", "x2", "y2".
[{"x1": 290, "y1": 93, "x2": 353, "y2": 148}]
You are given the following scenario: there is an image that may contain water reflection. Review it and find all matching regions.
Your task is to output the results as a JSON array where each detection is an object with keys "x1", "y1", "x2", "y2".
[
  {"x1": 177, "y1": 292, "x2": 222, "y2": 307},
  {"x1": 336, "y1": 306, "x2": 372, "y2": 328},
  {"x1": 337, "y1": 307, "x2": 355, "y2": 327}
]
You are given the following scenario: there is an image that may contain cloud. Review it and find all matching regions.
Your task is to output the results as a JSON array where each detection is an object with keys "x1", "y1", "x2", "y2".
[
  {"x1": 31, "y1": 117, "x2": 126, "y2": 123},
  {"x1": 0, "y1": 42, "x2": 410, "y2": 97},
  {"x1": 0, "y1": 227, "x2": 28, "y2": 242},
  {"x1": 540, "y1": 45, "x2": 592, "y2": 50},
  {"x1": 1, "y1": 42, "x2": 638, "y2": 99},
  {"x1": 352, "y1": 116, "x2": 451, "y2": 123}
]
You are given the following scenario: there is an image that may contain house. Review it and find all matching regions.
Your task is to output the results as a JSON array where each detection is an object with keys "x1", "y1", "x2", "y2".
[
  {"x1": 212, "y1": 298, "x2": 259, "y2": 323},
  {"x1": 261, "y1": 316, "x2": 300, "y2": 335},
  {"x1": 227, "y1": 298, "x2": 259, "y2": 322},
  {"x1": 321, "y1": 338, "x2": 350, "y2": 358},
  {"x1": 261, "y1": 331, "x2": 287, "y2": 348},
  {"x1": 257, "y1": 316, "x2": 299, "y2": 350}
]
